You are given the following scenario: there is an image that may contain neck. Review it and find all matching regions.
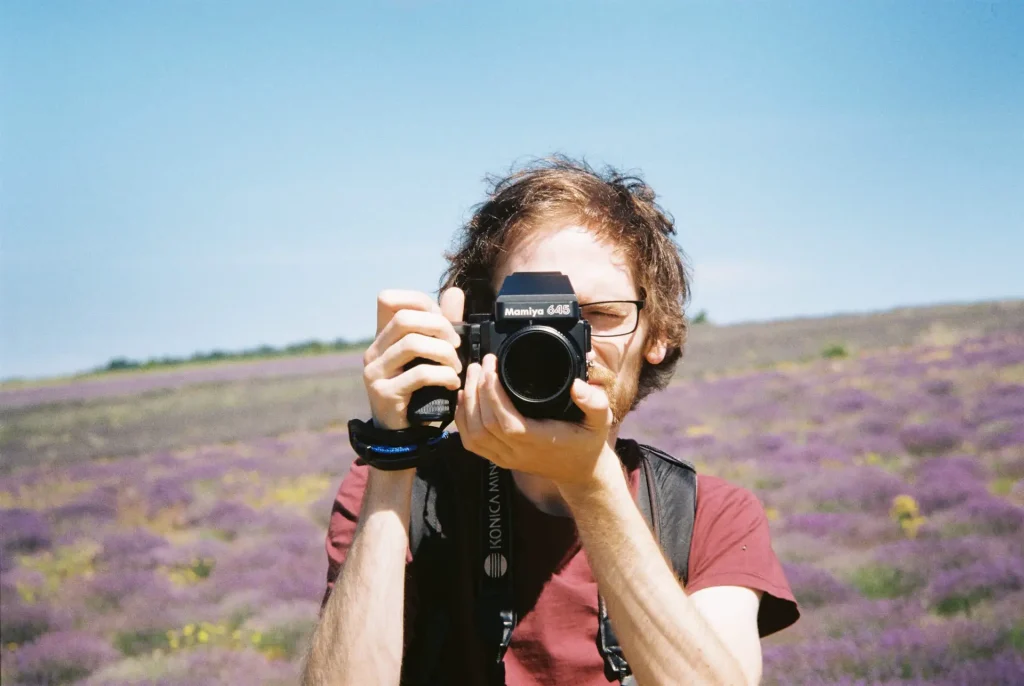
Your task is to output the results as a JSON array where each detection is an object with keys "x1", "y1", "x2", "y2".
[{"x1": 512, "y1": 425, "x2": 622, "y2": 517}]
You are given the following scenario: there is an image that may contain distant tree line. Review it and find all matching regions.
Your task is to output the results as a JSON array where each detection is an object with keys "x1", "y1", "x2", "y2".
[{"x1": 97, "y1": 337, "x2": 375, "y2": 373}]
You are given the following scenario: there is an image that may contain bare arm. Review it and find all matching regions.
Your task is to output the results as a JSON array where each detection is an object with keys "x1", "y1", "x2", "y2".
[
  {"x1": 559, "y1": 447, "x2": 761, "y2": 686},
  {"x1": 303, "y1": 287, "x2": 465, "y2": 685},
  {"x1": 301, "y1": 469, "x2": 415, "y2": 686}
]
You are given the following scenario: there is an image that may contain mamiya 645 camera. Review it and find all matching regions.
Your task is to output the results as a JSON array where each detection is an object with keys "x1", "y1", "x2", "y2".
[{"x1": 407, "y1": 271, "x2": 591, "y2": 425}]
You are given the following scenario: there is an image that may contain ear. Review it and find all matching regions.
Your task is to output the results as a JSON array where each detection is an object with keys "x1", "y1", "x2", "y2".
[{"x1": 645, "y1": 337, "x2": 669, "y2": 365}]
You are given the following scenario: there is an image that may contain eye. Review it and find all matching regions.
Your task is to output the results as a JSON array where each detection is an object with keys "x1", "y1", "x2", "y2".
[{"x1": 585, "y1": 306, "x2": 627, "y2": 318}]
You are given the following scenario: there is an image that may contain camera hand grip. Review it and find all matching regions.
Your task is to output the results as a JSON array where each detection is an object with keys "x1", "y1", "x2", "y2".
[{"x1": 406, "y1": 358, "x2": 458, "y2": 425}]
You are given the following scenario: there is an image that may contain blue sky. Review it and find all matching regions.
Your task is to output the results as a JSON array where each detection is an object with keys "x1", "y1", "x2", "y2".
[{"x1": 2, "y1": 0, "x2": 1022, "y2": 379}]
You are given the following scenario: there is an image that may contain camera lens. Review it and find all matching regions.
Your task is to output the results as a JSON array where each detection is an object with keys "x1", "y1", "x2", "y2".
[{"x1": 499, "y1": 328, "x2": 575, "y2": 404}]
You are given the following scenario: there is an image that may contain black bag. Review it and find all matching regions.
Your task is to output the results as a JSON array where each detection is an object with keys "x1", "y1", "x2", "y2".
[{"x1": 403, "y1": 438, "x2": 698, "y2": 686}]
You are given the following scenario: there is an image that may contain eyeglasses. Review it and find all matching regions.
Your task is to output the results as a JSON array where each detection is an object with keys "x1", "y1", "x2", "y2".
[{"x1": 579, "y1": 300, "x2": 646, "y2": 337}]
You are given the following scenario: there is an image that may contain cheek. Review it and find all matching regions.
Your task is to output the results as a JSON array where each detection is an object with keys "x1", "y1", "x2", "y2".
[{"x1": 591, "y1": 339, "x2": 626, "y2": 370}]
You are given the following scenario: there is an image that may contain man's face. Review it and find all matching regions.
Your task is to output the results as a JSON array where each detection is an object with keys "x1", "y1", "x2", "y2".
[{"x1": 492, "y1": 225, "x2": 667, "y2": 424}]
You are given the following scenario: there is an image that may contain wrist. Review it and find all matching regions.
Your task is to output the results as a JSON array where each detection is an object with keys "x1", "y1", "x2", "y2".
[
  {"x1": 557, "y1": 444, "x2": 625, "y2": 505},
  {"x1": 365, "y1": 468, "x2": 416, "y2": 509}
]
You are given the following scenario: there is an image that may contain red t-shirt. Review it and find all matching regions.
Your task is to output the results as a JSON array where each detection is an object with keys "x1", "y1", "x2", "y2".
[{"x1": 323, "y1": 440, "x2": 799, "y2": 685}]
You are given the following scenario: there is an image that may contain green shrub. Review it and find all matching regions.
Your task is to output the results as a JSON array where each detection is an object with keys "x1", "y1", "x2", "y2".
[
  {"x1": 821, "y1": 343, "x2": 849, "y2": 359},
  {"x1": 850, "y1": 564, "x2": 921, "y2": 599}
]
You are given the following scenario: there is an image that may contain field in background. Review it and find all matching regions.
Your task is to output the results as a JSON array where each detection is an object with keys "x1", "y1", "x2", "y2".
[
  {"x1": 1, "y1": 300, "x2": 1023, "y2": 684},
  {"x1": 3, "y1": 300, "x2": 1022, "y2": 474}
]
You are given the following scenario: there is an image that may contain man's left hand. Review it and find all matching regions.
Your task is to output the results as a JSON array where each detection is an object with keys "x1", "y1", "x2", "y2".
[{"x1": 454, "y1": 353, "x2": 615, "y2": 488}]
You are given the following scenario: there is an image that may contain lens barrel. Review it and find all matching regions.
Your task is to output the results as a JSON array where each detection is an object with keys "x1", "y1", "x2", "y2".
[{"x1": 498, "y1": 326, "x2": 578, "y2": 415}]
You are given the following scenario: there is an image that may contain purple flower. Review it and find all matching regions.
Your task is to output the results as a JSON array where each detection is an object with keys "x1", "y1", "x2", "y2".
[
  {"x1": 913, "y1": 457, "x2": 989, "y2": 510},
  {"x1": 819, "y1": 468, "x2": 909, "y2": 512},
  {"x1": 195, "y1": 501, "x2": 263, "y2": 538},
  {"x1": 899, "y1": 421, "x2": 965, "y2": 456},
  {"x1": 762, "y1": 619, "x2": 1007, "y2": 683},
  {"x1": 781, "y1": 563, "x2": 854, "y2": 608},
  {"x1": 824, "y1": 388, "x2": 880, "y2": 414},
  {"x1": 916, "y1": 454, "x2": 987, "y2": 480},
  {"x1": 0, "y1": 509, "x2": 51, "y2": 553},
  {"x1": 144, "y1": 477, "x2": 193, "y2": 514},
  {"x1": 977, "y1": 420, "x2": 1024, "y2": 451},
  {"x1": 927, "y1": 555, "x2": 1024, "y2": 615},
  {"x1": 178, "y1": 646, "x2": 298, "y2": 683},
  {"x1": 49, "y1": 487, "x2": 119, "y2": 524},
  {"x1": 84, "y1": 569, "x2": 174, "y2": 611},
  {"x1": 11, "y1": 631, "x2": 118, "y2": 684},
  {"x1": 782, "y1": 512, "x2": 897, "y2": 546},
  {"x1": 857, "y1": 412, "x2": 902, "y2": 437},
  {"x1": 945, "y1": 650, "x2": 1024, "y2": 686},
  {"x1": 969, "y1": 383, "x2": 1024, "y2": 426},
  {"x1": 921, "y1": 377, "x2": 956, "y2": 396},
  {"x1": 957, "y1": 496, "x2": 1024, "y2": 535},
  {"x1": 98, "y1": 528, "x2": 168, "y2": 569},
  {"x1": 0, "y1": 602, "x2": 52, "y2": 645}
]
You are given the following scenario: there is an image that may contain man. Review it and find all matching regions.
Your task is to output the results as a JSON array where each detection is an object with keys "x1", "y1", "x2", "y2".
[{"x1": 303, "y1": 157, "x2": 799, "y2": 686}]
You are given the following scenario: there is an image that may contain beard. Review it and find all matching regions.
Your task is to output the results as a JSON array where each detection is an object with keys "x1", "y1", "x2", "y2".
[{"x1": 586, "y1": 353, "x2": 642, "y2": 425}]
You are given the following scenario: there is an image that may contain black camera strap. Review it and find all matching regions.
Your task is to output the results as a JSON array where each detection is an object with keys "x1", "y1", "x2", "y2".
[
  {"x1": 476, "y1": 461, "x2": 516, "y2": 686},
  {"x1": 467, "y1": 443, "x2": 695, "y2": 686}
]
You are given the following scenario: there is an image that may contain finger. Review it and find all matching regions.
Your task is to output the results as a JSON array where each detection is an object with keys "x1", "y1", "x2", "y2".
[
  {"x1": 454, "y1": 389, "x2": 472, "y2": 446},
  {"x1": 570, "y1": 378, "x2": 613, "y2": 428},
  {"x1": 369, "y1": 333, "x2": 462, "y2": 380},
  {"x1": 481, "y1": 354, "x2": 527, "y2": 436},
  {"x1": 459, "y1": 361, "x2": 498, "y2": 458},
  {"x1": 439, "y1": 287, "x2": 465, "y2": 326},
  {"x1": 461, "y1": 362, "x2": 483, "y2": 435},
  {"x1": 381, "y1": 362, "x2": 462, "y2": 400},
  {"x1": 365, "y1": 309, "x2": 461, "y2": 363},
  {"x1": 477, "y1": 357, "x2": 516, "y2": 448},
  {"x1": 376, "y1": 290, "x2": 441, "y2": 333}
]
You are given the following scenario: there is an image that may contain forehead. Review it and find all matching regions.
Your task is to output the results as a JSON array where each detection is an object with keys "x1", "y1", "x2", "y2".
[{"x1": 494, "y1": 225, "x2": 637, "y2": 301}]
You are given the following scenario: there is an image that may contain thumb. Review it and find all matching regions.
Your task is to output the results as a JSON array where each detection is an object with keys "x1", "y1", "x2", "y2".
[
  {"x1": 439, "y1": 287, "x2": 465, "y2": 325},
  {"x1": 571, "y1": 379, "x2": 612, "y2": 427}
]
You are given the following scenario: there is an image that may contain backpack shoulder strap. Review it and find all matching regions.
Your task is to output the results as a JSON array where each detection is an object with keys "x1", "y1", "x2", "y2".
[
  {"x1": 597, "y1": 440, "x2": 698, "y2": 684},
  {"x1": 636, "y1": 442, "x2": 697, "y2": 585}
]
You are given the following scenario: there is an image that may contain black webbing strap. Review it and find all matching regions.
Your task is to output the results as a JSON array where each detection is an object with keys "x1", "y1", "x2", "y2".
[
  {"x1": 477, "y1": 461, "x2": 516, "y2": 686},
  {"x1": 402, "y1": 462, "x2": 454, "y2": 686},
  {"x1": 596, "y1": 441, "x2": 698, "y2": 684}
]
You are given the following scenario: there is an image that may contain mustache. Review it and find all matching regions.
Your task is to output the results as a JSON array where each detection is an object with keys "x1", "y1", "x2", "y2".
[{"x1": 587, "y1": 364, "x2": 617, "y2": 386}]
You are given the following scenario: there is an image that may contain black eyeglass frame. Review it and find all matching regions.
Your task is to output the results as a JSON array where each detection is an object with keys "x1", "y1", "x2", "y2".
[{"x1": 579, "y1": 299, "x2": 646, "y2": 338}]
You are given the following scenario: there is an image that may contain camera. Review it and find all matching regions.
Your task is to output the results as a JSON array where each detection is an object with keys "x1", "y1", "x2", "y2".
[{"x1": 407, "y1": 271, "x2": 591, "y2": 425}]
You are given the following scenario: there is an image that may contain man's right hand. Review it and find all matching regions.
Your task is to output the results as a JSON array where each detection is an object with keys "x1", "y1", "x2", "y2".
[{"x1": 362, "y1": 287, "x2": 466, "y2": 431}]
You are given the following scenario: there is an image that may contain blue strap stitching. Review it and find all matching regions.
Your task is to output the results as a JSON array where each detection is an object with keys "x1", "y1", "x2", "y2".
[{"x1": 355, "y1": 431, "x2": 449, "y2": 455}]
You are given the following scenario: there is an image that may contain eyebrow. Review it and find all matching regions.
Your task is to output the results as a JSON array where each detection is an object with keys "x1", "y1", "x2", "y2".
[{"x1": 578, "y1": 296, "x2": 640, "y2": 305}]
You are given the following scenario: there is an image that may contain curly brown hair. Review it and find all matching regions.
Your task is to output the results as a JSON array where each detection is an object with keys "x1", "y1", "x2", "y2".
[{"x1": 439, "y1": 156, "x2": 692, "y2": 406}]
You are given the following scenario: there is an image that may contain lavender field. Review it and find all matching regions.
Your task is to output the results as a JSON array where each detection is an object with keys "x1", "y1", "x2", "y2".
[{"x1": 2, "y1": 327, "x2": 1024, "y2": 684}]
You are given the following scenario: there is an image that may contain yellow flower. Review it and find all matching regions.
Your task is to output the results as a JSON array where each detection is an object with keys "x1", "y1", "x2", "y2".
[
  {"x1": 901, "y1": 515, "x2": 927, "y2": 539},
  {"x1": 198, "y1": 630, "x2": 209, "y2": 643},
  {"x1": 251, "y1": 632, "x2": 262, "y2": 645},
  {"x1": 183, "y1": 624, "x2": 195, "y2": 637},
  {"x1": 890, "y1": 494, "x2": 920, "y2": 521}
]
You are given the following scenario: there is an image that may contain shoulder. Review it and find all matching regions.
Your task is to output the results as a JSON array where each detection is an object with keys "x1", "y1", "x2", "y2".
[
  {"x1": 689, "y1": 474, "x2": 801, "y2": 638},
  {"x1": 696, "y1": 474, "x2": 764, "y2": 518}
]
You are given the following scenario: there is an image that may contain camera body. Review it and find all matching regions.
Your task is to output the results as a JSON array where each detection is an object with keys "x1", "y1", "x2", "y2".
[{"x1": 408, "y1": 271, "x2": 591, "y2": 425}]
